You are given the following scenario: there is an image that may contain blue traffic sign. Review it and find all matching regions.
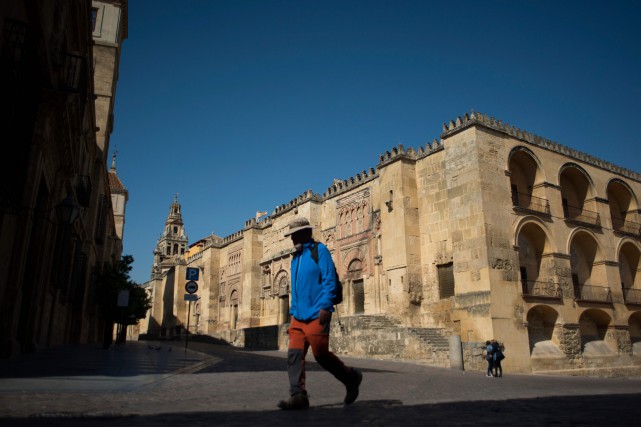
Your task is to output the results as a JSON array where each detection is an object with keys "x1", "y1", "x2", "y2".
[
  {"x1": 186, "y1": 267, "x2": 199, "y2": 281},
  {"x1": 185, "y1": 280, "x2": 198, "y2": 294}
]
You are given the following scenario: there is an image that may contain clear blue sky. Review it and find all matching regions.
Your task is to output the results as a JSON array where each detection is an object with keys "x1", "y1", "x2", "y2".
[{"x1": 110, "y1": 0, "x2": 641, "y2": 285}]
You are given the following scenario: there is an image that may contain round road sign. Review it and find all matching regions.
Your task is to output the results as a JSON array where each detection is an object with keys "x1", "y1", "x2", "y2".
[{"x1": 185, "y1": 280, "x2": 198, "y2": 294}]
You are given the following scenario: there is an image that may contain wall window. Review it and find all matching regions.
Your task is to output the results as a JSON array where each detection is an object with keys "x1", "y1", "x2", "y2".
[
  {"x1": 91, "y1": 8, "x2": 99, "y2": 31},
  {"x1": 437, "y1": 263, "x2": 455, "y2": 299}
]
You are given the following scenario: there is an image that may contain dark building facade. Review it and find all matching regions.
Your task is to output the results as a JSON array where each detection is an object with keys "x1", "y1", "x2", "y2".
[{"x1": 0, "y1": 0, "x2": 128, "y2": 357}]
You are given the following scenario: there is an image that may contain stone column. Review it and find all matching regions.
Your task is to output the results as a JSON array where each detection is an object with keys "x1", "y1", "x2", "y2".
[
  {"x1": 555, "y1": 323, "x2": 581, "y2": 361},
  {"x1": 610, "y1": 325, "x2": 632, "y2": 355}
]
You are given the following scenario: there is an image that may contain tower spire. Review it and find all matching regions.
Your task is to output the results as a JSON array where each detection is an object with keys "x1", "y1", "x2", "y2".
[
  {"x1": 151, "y1": 196, "x2": 188, "y2": 276},
  {"x1": 110, "y1": 150, "x2": 118, "y2": 171}
]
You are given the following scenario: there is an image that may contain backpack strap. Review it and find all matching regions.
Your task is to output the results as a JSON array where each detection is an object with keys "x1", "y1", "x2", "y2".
[
  {"x1": 309, "y1": 241, "x2": 322, "y2": 284},
  {"x1": 310, "y1": 241, "x2": 319, "y2": 264}
]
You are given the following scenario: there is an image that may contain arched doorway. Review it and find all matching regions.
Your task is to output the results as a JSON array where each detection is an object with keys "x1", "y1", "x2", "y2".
[
  {"x1": 527, "y1": 305, "x2": 563, "y2": 356},
  {"x1": 579, "y1": 309, "x2": 614, "y2": 355},
  {"x1": 230, "y1": 290, "x2": 239, "y2": 330},
  {"x1": 347, "y1": 259, "x2": 364, "y2": 314}
]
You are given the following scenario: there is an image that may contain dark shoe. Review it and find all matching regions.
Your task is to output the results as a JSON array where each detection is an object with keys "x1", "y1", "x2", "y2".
[
  {"x1": 278, "y1": 392, "x2": 309, "y2": 410},
  {"x1": 344, "y1": 368, "x2": 362, "y2": 405}
]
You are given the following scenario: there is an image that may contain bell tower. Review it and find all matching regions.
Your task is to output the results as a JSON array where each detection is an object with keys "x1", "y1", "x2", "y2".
[{"x1": 154, "y1": 195, "x2": 188, "y2": 268}]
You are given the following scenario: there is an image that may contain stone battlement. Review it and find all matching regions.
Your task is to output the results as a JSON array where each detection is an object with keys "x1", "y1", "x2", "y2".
[
  {"x1": 244, "y1": 215, "x2": 272, "y2": 229},
  {"x1": 377, "y1": 140, "x2": 444, "y2": 168},
  {"x1": 221, "y1": 230, "x2": 243, "y2": 245},
  {"x1": 273, "y1": 189, "x2": 323, "y2": 216},
  {"x1": 441, "y1": 110, "x2": 641, "y2": 182},
  {"x1": 323, "y1": 168, "x2": 378, "y2": 199}
]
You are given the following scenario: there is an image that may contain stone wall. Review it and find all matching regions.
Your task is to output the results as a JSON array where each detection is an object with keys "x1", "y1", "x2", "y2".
[
  {"x1": 216, "y1": 325, "x2": 280, "y2": 350},
  {"x1": 329, "y1": 314, "x2": 451, "y2": 368}
]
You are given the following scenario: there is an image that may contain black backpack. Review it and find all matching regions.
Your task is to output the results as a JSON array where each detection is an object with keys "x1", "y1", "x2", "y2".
[{"x1": 310, "y1": 242, "x2": 343, "y2": 305}]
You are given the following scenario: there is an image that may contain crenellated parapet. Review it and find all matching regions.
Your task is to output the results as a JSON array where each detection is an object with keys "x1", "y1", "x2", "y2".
[
  {"x1": 377, "y1": 140, "x2": 444, "y2": 168},
  {"x1": 244, "y1": 215, "x2": 273, "y2": 230},
  {"x1": 273, "y1": 189, "x2": 323, "y2": 216},
  {"x1": 441, "y1": 110, "x2": 641, "y2": 182},
  {"x1": 378, "y1": 144, "x2": 412, "y2": 167},
  {"x1": 220, "y1": 230, "x2": 244, "y2": 245},
  {"x1": 415, "y1": 139, "x2": 444, "y2": 159},
  {"x1": 323, "y1": 168, "x2": 378, "y2": 199}
]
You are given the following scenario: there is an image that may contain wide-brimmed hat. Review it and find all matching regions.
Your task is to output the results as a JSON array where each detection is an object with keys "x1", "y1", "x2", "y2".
[{"x1": 283, "y1": 218, "x2": 314, "y2": 236}]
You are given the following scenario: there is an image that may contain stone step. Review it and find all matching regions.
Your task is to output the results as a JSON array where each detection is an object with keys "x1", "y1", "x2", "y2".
[
  {"x1": 408, "y1": 328, "x2": 450, "y2": 348},
  {"x1": 354, "y1": 315, "x2": 403, "y2": 329}
]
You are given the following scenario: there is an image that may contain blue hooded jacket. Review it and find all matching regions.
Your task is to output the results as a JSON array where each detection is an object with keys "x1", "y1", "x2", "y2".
[{"x1": 290, "y1": 240, "x2": 337, "y2": 321}]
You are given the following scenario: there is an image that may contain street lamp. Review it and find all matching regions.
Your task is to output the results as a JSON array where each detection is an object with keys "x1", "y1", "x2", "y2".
[{"x1": 55, "y1": 193, "x2": 79, "y2": 225}]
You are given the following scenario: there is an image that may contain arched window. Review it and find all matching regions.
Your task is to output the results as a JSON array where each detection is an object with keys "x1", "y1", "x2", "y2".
[
  {"x1": 607, "y1": 179, "x2": 640, "y2": 236},
  {"x1": 569, "y1": 231, "x2": 609, "y2": 302},
  {"x1": 508, "y1": 147, "x2": 548, "y2": 214},
  {"x1": 559, "y1": 164, "x2": 599, "y2": 226}
]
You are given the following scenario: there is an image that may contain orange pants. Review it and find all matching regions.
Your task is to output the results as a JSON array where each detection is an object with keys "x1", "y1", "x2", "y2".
[{"x1": 287, "y1": 316, "x2": 353, "y2": 395}]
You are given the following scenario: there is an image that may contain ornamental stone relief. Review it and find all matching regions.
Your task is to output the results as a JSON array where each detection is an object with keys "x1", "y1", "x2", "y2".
[
  {"x1": 341, "y1": 246, "x2": 368, "y2": 277},
  {"x1": 322, "y1": 229, "x2": 336, "y2": 250},
  {"x1": 337, "y1": 188, "x2": 371, "y2": 239}
]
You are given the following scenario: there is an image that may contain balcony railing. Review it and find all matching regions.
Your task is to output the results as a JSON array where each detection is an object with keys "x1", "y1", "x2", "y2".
[
  {"x1": 623, "y1": 288, "x2": 641, "y2": 305},
  {"x1": 612, "y1": 217, "x2": 641, "y2": 237},
  {"x1": 573, "y1": 284, "x2": 612, "y2": 303},
  {"x1": 563, "y1": 204, "x2": 601, "y2": 227},
  {"x1": 512, "y1": 192, "x2": 550, "y2": 215},
  {"x1": 521, "y1": 280, "x2": 562, "y2": 299}
]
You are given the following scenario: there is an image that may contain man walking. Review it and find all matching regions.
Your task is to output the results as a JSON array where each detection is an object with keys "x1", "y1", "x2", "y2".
[{"x1": 278, "y1": 218, "x2": 362, "y2": 410}]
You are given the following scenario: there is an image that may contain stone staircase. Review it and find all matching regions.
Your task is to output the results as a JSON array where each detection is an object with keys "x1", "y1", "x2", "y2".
[
  {"x1": 351, "y1": 314, "x2": 403, "y2": 329},
  {"x1": 408, "y1": 327, "x2": 450, "y2": 349},
  {"x1": 330, "y1": 314, "x2": 451, "y2": 368},
  {"x1": 406, "y1": 327, "x2": 451, "y2": 367}
]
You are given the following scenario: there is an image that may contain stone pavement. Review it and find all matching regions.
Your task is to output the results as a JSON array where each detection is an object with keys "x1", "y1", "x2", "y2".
[{"x1": 1, "y1": 339, "x2": 641, "y2": 426}]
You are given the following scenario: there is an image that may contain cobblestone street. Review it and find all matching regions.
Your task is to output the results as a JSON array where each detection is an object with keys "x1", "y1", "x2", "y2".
[{"x1": 1, "y1": 341, "x2": 641, "y2": 426}]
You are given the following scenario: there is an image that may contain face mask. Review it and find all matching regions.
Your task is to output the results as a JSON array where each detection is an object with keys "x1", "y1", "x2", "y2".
[{"x1": 294, "y1": 243, "x2": 303, "y2": 253}]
